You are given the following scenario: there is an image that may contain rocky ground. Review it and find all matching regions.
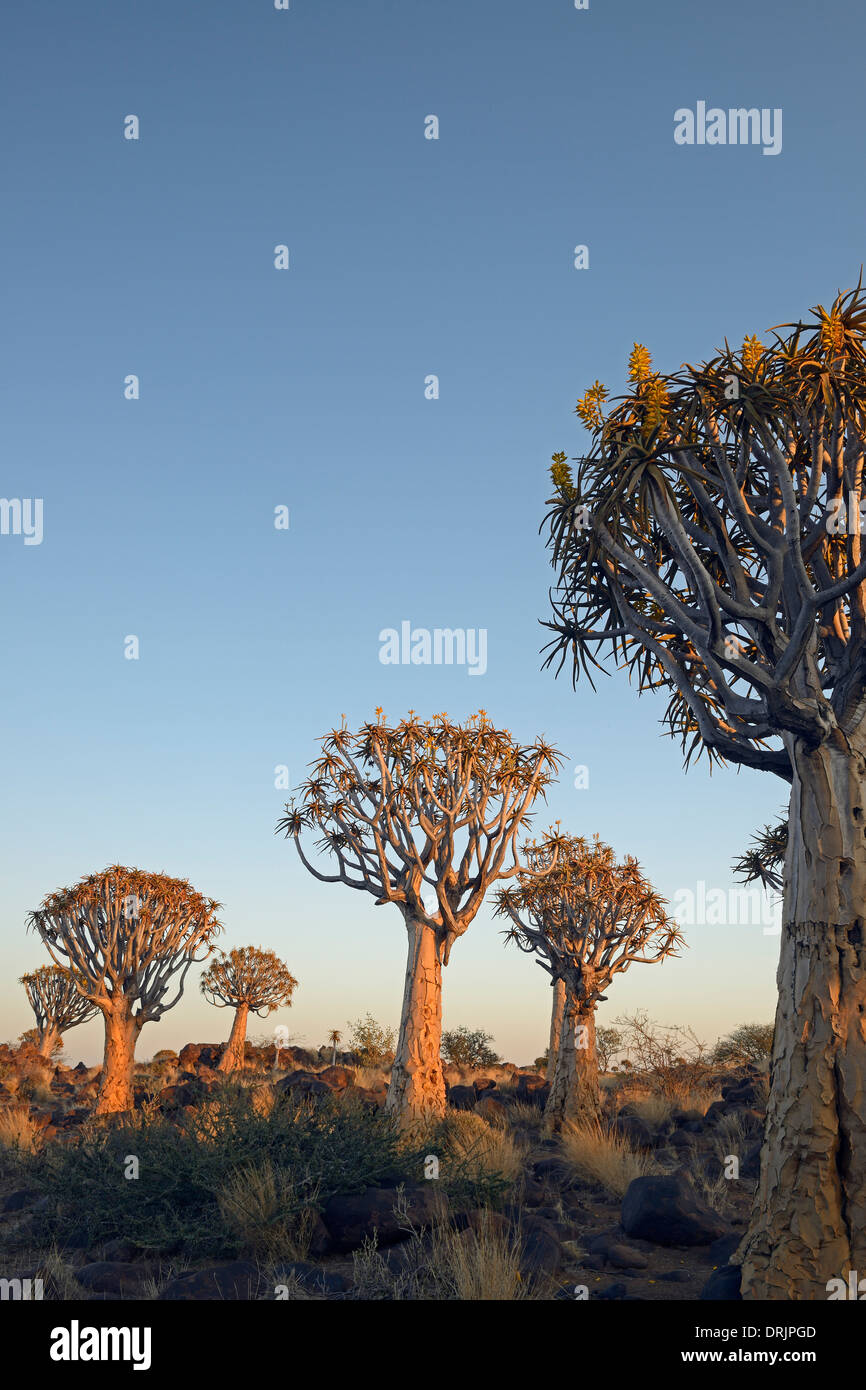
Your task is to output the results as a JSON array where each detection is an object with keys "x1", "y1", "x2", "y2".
[{"x1": 0, "y1": 1040, "x2": 761, "y2": 1300}]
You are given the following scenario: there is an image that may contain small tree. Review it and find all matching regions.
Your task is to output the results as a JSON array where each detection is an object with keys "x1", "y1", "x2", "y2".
[
  {"x1": 497, "y1": 835, "x2": 682, "y2": 1128},
  {"x1": 713, "y1": 1022, "x2": 774, "y2": 1066},
  {"x1": 615, "y1": 1010, "x2": 712, "y2": 1100},
  {"x1": 596, "y1": 1025, "x2": 623, "y2": 1073},
  {"x1": 347, "y1": 1014, "x2": 396, "y2": 1068},
  {"x1": 20, "y1": 964, "x2": 97, "y2": 1059},
  {"x1": 441, "y1": 1026, "x2": 501, "y2": 1068},
  {"x1": 277, "y1": 710, "x2": 562, "y2": 1118},
  {"x1": 327, "y1": 1029, "x2": 343, "y2": 1066},
  {"x1": 29, "y1": 866, "x2": 222, "y2": 1112},
  {"x1": 200, "y1": 946, "x2": 298, "y2": 1073}
]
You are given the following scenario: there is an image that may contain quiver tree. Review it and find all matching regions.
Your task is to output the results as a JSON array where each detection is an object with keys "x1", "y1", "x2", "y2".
[
  {"x1": 328, "y1": 1029, "x2": 342, "y2": 1066},
  {"x1": 496, "y1": 834, "x2": 681, "y2": 1128},
  {"x1": 200, "y1": 946, "x2": 298, "y2": 1073},
  {"x1": 29, "y1": 866, "x2": 222, "y2": 1113},
  {"x1": 277, "y1": 709, "x2": 562, "y2": 1118},
  {"x1": 20, "y1": 964, "x2": 97, "y2": 1059},
  {"x1": 542, "y1": 285, "x2": 866, "y2": 1296}
]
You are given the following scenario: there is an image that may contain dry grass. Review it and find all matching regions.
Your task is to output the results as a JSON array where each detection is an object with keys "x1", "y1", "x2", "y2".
[
  {"x1": 439, "y1": 1111, "x2": 526, "y2": 1184},
  {"x1": 0, "y1": 1104, "x2": 44, "y2": 1154},
  {"x1": 430, "y1": 1214, "x2": 542, "y2": 1300},
  {"x1": 560, "y1": 1119, "x2": 659, "y2": 1197},
  {"x1": 216, "y1": 1160, "x2": 318, "y2": 1262}
]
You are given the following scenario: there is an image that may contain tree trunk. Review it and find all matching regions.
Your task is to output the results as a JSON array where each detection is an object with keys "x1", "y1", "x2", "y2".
[
  {"x1": 545, "y1": 995, "x2": 600, "y2": 1131},
  {"x1": 95, "y1": 1006, "x2": 142, "y2": 1114},
  {"x1": 385, "y1": 917, "x2": 446, "y2": 1119},
  {"x1": 218, "y1": 1004, "x2": 250, "y2": 1073},
  {"x1": 36, "y1": 1026, "x2": 60, "y2": 1059},
  {"x1": 546, "y1": 977, "x2": 567, "y2": 1082},
  {"x1": 738, "y1": 733, "x2": 866, "y2": 1299}
]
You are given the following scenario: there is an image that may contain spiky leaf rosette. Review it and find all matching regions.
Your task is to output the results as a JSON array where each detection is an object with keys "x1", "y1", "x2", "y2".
[{"x1": 544, "y1": 285, "x2": 866, "y2": 777}]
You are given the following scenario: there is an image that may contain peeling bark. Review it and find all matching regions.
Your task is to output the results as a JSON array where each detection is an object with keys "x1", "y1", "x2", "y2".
[
  {"x1": 218, "y1": 1003, "x2": 250, "y2": 1073},
  {"x1": 545, "y1": 995, "x2": 600, "y2": 1131},
  {"x1": 739, "y1": 732, "x2": 866, "y2": 1298},
  {"x1": 385, "y1": 917, "x2": 446, "y2": 1119},
  {"x1": 95, "y1": 1006, "x2": 143, "y2": 1114},
  {"x1": 546, "y1": 977, "x2": 567, "y2": 1083}
]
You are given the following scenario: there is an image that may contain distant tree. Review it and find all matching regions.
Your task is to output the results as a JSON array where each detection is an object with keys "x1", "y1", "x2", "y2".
[
  {"x1": 201, "y1": 946, "x2": 298, "y2": 1073},
  {"x1": 615, "y1": 1010, "x2": 712, "y2": 1099},
  {"x1": 19, "y1": 964, "x2": 97, "y2": 1059},
  {"x1": 277, "y1": 709, "x2": 562, "y2": 1118},
  {"x1": 347, "y1": 1014, "x2": 396, "y2": 1068},
  {"x1": 327, "y1": 1029, "x2": 343, "y2": 1067},
  {"x1": 441, "y1": 1026, "x2": 501, "y2": 1068},
  {"x1": 497, "y1": 834, "x2": 682, "y2": 1128},
  {"x1": 29, "y1": 866, "x2": 222, "y2": 1112},
  {"x1": 713, "y1": 1022, "x2": 775, "y2": 1066},
  {"x1": 595, "y1": 1025, "x2": 623, "y2": 1073}
]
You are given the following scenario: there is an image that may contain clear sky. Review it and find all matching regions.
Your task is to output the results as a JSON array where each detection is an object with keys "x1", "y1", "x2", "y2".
[{"x1": 1, "y1": 0, "x2": 861, "y2": 1065}]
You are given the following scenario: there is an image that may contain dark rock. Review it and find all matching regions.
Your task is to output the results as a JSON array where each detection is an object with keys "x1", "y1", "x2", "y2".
[
  {"x1": 474, "y1": 1095, "x2": 508, "y2": 1123},
  {"x1": 614, "y1": 1114, "x2": 654, "y2": 1150},
  {"x1": 532, "y1": 1157, "x2": 570, "y2": 1185},
  {"x1": 3, "y1": 1189, "x2": 40, "y2": 1213},
  {"x1": 322, "y1": 1185, "x2": 448, "y2": 1252},
  {"x1": 606, "y1": 1243, "x2": 649, "y2": 1270},
  {"x1": 518, "y1": 1215, "x2": 563, "y2": 1280},
  {"x1": 446, "y1": 1085, "x2": 478, "y2": 1112},
  {"x1": 621, "y1": 1173, "x2": 730, "y2": 1246},
  {"x1": 597, "y1": 1281, "x2": 628, "y2": 1299},
  {"x1": 708, "y1": 1232, "x2": 742, "y2": 1265},
  {"x1": 658, "y1": 1269, "x2": 692, "y2": 1282},
  {"x1": 159, "y1": 1261, "x2": 263, "y2": 1301},
  {"x1": 700, "y1": 1263, "x2": 742, "y2": 1300},
  {"x1": 721, "y1": 1080, "x2": 765, "y2": 1107},
  {"x1": 473, "y1": 1078, "x2": 497, "y2": 1094},
  {"x1": 101, "y1": 1239, "x2": 139, "y2": 1262},
  {"x1": 76, "y1": 1261, "x2": 151, "y2": 1296}
]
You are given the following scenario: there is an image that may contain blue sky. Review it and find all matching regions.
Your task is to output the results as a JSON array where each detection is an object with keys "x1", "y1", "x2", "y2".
[{"x1": 1, "y1": 0, "x2": 861, "y2": 1064}]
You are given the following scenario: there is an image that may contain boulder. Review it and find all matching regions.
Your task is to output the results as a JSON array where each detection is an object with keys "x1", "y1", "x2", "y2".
[
  {"x1": 700, "y1": 1264, "x2": 742, "y2": 1299},
  {"x1": 474, "y1": 1095, "x2": 508, "y2": 1124},
  {"x1": 272, "y1": 1261, "x2": 347, "y2": 1294},
  {"x1": 76, "y1": 1262, "x2": 152, "y2": 1296},
  {"x1": 446, "y1": 1085, "x2": 478, "y2": 1111},
  {"x1": 621, "y1": 1173, "x2": 730, "y2": 1245},
  {"x1": 518, "y1": 1214, "x2": 564, "y2": 1280},
  {"x1": 316, "y1": 1066, "x2": 355, "y2": 1091},
  {"x1": 159, "y1": 1261, "x2": 263, "y2": 1301},
  {"x1": 614, "y1": 1114, "x2": 654, "y2": 1150},
  {"x1": 322, "y1": 1185, "x2": 448, "y2": 1252}
]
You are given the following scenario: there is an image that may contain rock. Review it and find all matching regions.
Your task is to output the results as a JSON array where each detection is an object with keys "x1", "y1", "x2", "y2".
[
  {"x1": 159, "y1": 1261, "x2": 263, "y2": 1301},
  {"x1": 700, "y1": 1263, "x2": 742, "y2": 1300},
  {"x1": 721, "y1": 1080, "x2": 765, "y2": 1107},
  {"x1": 472, "y1": 1078, "x2": 497, "y2": 1094},
  {"x1": 316, "y1": 1066, "x2": 355, "y2": 1091},
  {"x1": 597, "y1": 1281, "x2": 628, "y2": 1300},
  {"x1": 158, "y1": 1078, "x2": 213, "y2": 1108},
  {"x1": 446, "y1": 1085, "x2": 478, "y2": 1111},
  {"x1": 621, "y1": 1173, "x2": 730, "y2": 1246},
  {"x1": 474, "y1": 1095, "x2": 508, "y2": 1123},
  {"x1": 275, "y1": 1073, "x2": 333, "y2": 1100},
  {"x1": 322, "y1": 1185, "x2": 449, "y2": 1252},
  {"x1": 518, "y1": 1215, "x2": 563, "y2": 1280},
  {"x1": 658, "y1": 1269, "x2": 693, "y2": 1282},
  {"x1": 606, "y1": 1243, "x2": 649, "y2": 1270},
  {"x1": 516, "y1": 1075, "x2": 549, "y2": 1108},
  {"x1": 708, "y1": 1232, "x2": 742, "y2": 1265},
  {"x1": 532, "y1": 1157, "x2": 570, "y2": 1185},
  {"x1": 3, "y1": 1189, "x2": 40, "y2": 1213},
  {"x1": 273, "y1": 1261, "x2": 347, "y2": 1294},
  {"x1": 101, "y1": 1239, "x2": 139, "y2": 1262},
  {"x1": 614, "y1": 1114, "x2": 654, "y2": 1150},
  {"x1": 76, "y1": 1262, "x2": 151, "y2": 1296},
  {"x1": 453, "y1": 1209, "x2": 511, "y2": 1239}
]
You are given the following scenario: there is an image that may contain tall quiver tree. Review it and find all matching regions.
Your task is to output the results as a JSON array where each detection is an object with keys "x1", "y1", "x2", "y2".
[
  {"x1": 542, "y1": 287, "x2": 866, "y2": 1297},
  {"x1": 201, "y1": 947, "x2": 298, "y2": 1073},
  {"x1": 497, "y1": 835, "x2": 681, "y2": 1129},
  {"x1": 277, "y1": 709, "x2": 562, "y2": 1119},
  {"x1": 20, "y1": 964, "x2": 97, "y2": 1059},
  {"x1": 29, "y1": 866, "x2": 222, "y2": 1113}
]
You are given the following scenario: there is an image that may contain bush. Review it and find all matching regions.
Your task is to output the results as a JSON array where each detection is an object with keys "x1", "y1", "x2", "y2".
[
  {"x1": 441, "y1": 1027, "x2": 500, "y2": 1068},
  {"x1": 26, "y1": 1085, "x2": 424, "y2": 1258},
  {"x1": 347, "y1": 1014, "x2": 396, "y2": 1068},
  {"x1": 712, "y1": 1022, "x2": 774, "y2": 1066}
]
